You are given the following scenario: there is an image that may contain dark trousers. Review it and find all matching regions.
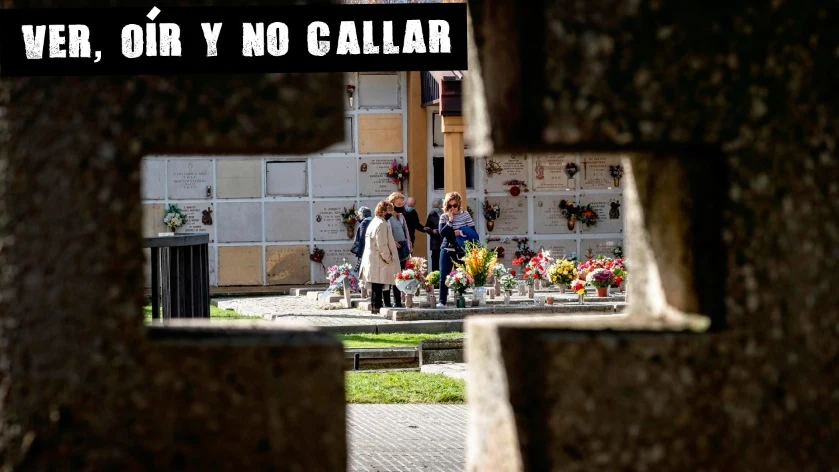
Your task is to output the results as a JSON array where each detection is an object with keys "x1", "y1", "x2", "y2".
[
  {"x1": 371, "y1": 283, "x2": 385, "y2": 309},
  {"x1": 430, "y1": 248, "x2": 441, "y2": 273},
  {"x1": 386, "y1": 258, "x2": 407, "y2": 307},
  {"x1": 438, "y1": 249, "x2": 457, "y2": 305}
]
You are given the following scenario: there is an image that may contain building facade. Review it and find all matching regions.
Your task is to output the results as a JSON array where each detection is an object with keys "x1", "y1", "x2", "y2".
[{"x1": 141, "y1": 71, "x2": 625, "y2": 287}]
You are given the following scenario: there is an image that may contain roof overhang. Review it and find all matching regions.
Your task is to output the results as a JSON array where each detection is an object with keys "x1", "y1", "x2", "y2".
[{"x1": 421, "y1": 71, "x2": 465, "y2": 113}]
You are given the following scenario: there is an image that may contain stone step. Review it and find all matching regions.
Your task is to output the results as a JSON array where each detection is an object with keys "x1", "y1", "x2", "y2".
[
  {"x1": 380, "y1": 302, "x2": 624, "y2": 322},
  {"x1": 289, "y1": 287, "x2": 327, "y2": 296}
]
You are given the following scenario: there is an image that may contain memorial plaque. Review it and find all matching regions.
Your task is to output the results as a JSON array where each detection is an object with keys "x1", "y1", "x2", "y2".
[
  {"x1": 317, "y1": 244, "x2": 357, "y2": 283},
  {"x1": 142, "y1": 203, "x2": 167, "y2": 237},
  {"x1": 533, "y1": 196, "x2": 577, "y2": 235},
  {"x1": 531, "y1": 239, "x2": 579, "y2": 261},
  {"x1": 532, "y1": 154, "x2": 581, "y2": 191},
  {"x1": 484, "y1": 154, "x2": 528, "y2": 193},
  {"x1": 169, "y1": 203, "x2": 214, "y2": 241},
  {"x1": 484, "y1": 238, "x2": 519, "y2": 266},
  {"x1": 167, "y1": 159, "x2": 213, "y2": 200},
  {"x1": 208, "y1": 245, "x2": 218, "y2": 286},
  {"x1": 313, "y1": 201, "x2": 355, "y2": 241},
  {"x1": 487, "y1": 196, "x2": 529, "y2": 235},
  {"x1": 141, "y1": 159, "x2": 166, "y2": 200},
  {"x1": 358, "y1": 114, "x2": 403, "y2": 153},
  {"x1": 266, "y1": 245, "x2": 309, "y2": 285},
  {"x1": 580, "y1": 238, "x2": 624, "y2": 260},
  {"x1": 216, "y1": 202, "x2": 262, "y2": 243},
  {"x1": 359, "y1": 157, "x2": 402, "y2": 196},
  {"x1": 266, "y1": 160, "x2": 307, "y2": 196},
  {"x1": 579, "y1": 194, "x2": 623, "y2": 234},
  {"x1": 581, "y1": 154, "x2": 623, "y2": 189},
  {"x1": 312, "y1": 157, "x2": 357, "y2": 197},
  {"x1": 265, "y1": 202, "x2": 311, "y2": 241}
]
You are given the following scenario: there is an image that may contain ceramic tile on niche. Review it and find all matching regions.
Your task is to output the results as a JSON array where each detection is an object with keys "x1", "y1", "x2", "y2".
[
  {"x1": 531, "y1": 239, "x2": 578, "y2": 261},
  {"x1": 579, "y1": 238, "x2": 623, "y2": 260},
  {"x1": 142, "y1": 203, "x2": 166, "y2": 237},
  {"x1": 217, "y1": 159, "x2": 261, "y2": 199},
  {"x1": 358, "y1": 73, "x2": 400, "y2": 108},
  {"x1": 216, "y1": 202, "x2": 262, "y2": 243},
  {"x1": 218, "y1": 246, "x2": 262, "y2": 286},
  {"x1": 264, "y1": 201, "x2": 311, "y2": 241},
  {"x1": 176, "y1": 203, "x2": 214, "y2": 242},
  {"x1": 358, "y1": 114, "x2": 403, "y2": 154},
  {"x1": 533, "y1": 196, "x2": 576, "y2": 235},
  {"x1": 141, "y1": 159, "x2": 166, "y2": 200},
  {"x1": 266, "y1": 160, "x2": 307, "y2": 196},
  {"x1": 484, "y1": 196, "x2": 528, "y2": 235},
  {"x1": 532, "y1": 154, "x2": 581, "y2": 191},
  {"x1": 312, "y1": 157, "x2": 357, "y2": 197},
  {"x1": 323, "y1": 117, "x2": 354, "y2": 153},
  {"x1": 266, "y1": 245, "x2": 309, "y2": 285},
  {"x1": 359, "y1": 157, "x2": 402, "y2": 196},
  {"x1": 167, "y1": 159, "x2": 213, "y2": 200},
  {"x1": 312, "y1": 200, "x2": 356, "y2": 241},
  {"x1": 579, "y1": 194, "x2": 623, "y2": 234},
  {"x1": 580, "y1": 154, "x2": 625, "y2": 189},
  {"x1": 313, "y1": 244, "x2": 356, "y2": 283}
]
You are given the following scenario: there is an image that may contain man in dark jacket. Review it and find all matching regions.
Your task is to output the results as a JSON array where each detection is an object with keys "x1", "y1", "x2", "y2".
[
  {"x1": 423, "y1": 198, "x2": 443, "y2": 273},
  {"x1": 403, "y1": 197, "x2": 424, "y2": 247},
  {"x1": 352, "y1": 206, "x2": 373, "y2": 273}
]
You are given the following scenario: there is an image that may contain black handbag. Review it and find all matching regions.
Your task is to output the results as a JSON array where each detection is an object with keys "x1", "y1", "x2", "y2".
[{"x1": 397, "y1": 242, "x2": 411, "y2": 260}]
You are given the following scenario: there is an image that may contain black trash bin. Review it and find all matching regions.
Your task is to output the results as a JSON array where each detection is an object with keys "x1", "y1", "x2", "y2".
[{"x1": 144, "y1": 233, "x2": 210, "y2": 320}]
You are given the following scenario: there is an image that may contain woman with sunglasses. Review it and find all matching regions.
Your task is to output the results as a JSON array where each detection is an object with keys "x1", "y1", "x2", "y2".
[{"x1": 436, "y1": 191, "x2": 476, "y2": 308}]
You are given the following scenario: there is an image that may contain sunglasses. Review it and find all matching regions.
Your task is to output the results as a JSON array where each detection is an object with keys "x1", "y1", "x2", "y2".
[{"x1": 446, "y1": 203, "x2": 460, "y2": 209}]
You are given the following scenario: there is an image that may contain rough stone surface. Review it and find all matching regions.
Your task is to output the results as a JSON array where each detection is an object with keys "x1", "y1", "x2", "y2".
[
  {"x1": 464, "y1": 1, "x2": 839, "y2": 470},
  {"x1": 0, "y1": 0, "x2": 346, "y2": 468},
  {"x1": 421, "y1": 363, "x2": 468, "y2": 380}
]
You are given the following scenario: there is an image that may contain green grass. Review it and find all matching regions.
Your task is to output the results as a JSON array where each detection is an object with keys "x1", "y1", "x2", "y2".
[
  {"x1": 346, "y1": 371, "x2": 465, "y2": 403},
  {"x1": 143, "y1": 304, "x2": 261, "y2": 321},
  {"x1": 338, "y1": 332, "x2": 463, "y2": 348}
]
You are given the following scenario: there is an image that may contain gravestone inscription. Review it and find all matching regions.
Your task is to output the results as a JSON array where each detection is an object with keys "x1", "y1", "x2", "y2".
[
  {"x1": 359, "y1": 157, "x2": 401, "y2": 196},
  {"x1": 168, "y1": 159, "x2": 213, "y2": 200},
  {"x1": 484, "y1": 155, "x2": 528, "y2": 193}
]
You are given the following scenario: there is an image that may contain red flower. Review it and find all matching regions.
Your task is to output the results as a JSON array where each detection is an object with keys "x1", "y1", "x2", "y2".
[
  {"x1": 509, "y1": 269, "x2": 517, "y2": 276},
  {"x1": 397, "y1": 273, "x2": 403, "y2": 280}
]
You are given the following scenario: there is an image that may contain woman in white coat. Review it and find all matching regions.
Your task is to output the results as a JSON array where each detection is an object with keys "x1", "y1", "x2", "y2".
[{"x1": 358, "y1": 200, "x2": 401, "y2": 314}]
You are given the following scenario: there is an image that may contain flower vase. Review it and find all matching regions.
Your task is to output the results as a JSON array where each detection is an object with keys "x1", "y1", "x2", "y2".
[
  {"x1": 559, "y1": 285, "x2": 566, "y2": 294},
  {"x1": 405, "y1": 294, "x2": 414, "y2": 308},
  {"x1": 426, "y1": 292, "x2": 437, "y2": 306},
  {"x1": 578, "y1": 293, "x2": 585, "y2": 304},
  {"x1": 487, "y1": 220, "x2": 495, "y2": 232},
  {"x1": 614, "y1": 177, "x2": 621, "y2": 187},
  {"x1": 456, "y1": 294, "x2": 466, "y2": 308},
  {"x1": 472, "y1": 287, "x2": 487, "y2": 306},
  {"x1": 567, "y1": 214, "x2": 577, "y2": 231},
  {"x1": 504, "y1": 292, "x2": 512, "y2": 304},
  {"x1": 596, "y1": 286, "x2": 608, "y2": 297},
  {"x1": 346, "y1": 226, "x2": 355, "y2": 239},
  {"x1": 517, "y1": 282, "x2": 526, "y2": 296},
  {"x1": 527, "y1": 284, "x2": 534, "y2": 299},
  {"x1": 494, "y1": 279, "x2": 501, "y2": 297},
  {"x1": 397, "y1": 180, "x2": 403, "y2": 191},
  {"x1": 620, "y1": 281, "x2": 626, "y2": 292}
]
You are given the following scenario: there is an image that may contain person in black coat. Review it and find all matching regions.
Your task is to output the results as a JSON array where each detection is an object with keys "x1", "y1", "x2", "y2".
[
  {"x1": 423, "y1": 198, "x2": 443, "y2": 273},
  {"x1": 352, "y1": 206, "x2": 373, "y2": 272},
  {"x1": 403, "y1": 197, "x2": 424, "y2": 247}
]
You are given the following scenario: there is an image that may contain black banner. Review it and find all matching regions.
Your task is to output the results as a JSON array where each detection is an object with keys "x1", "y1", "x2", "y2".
[{"x1": 0, "y1": 4, "x2": 467, "y2": 77}]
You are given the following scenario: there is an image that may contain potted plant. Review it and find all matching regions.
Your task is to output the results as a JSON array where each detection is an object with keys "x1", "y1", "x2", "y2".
[
  {"x1": 326, "y1": 260, "x2": 359, "y2": 295},
  {"x1": 587, "y1": 268, "x2": 615, "y2": 297},
  {"x1": 445, "y1": 268, "x2": 473, "y2": 308},
  {"x1": 499, "y1": 273, "x2": 517, "y2": 304},
  {"x1": 547, "y1": 259, "x2": 577, "y2": 293},
  {"x1": 163, "y1": 204, "x2": 186, "y2": 232},
  {"x1": 455, "y1": 241, "x2": 497, "y2": 306}
]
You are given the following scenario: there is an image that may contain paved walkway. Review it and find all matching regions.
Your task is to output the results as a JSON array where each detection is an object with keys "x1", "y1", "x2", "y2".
[
  {"x1": 348, "y1": 404, "x2": 467, "y2": 472},
  {"x1": 421, "y1": 363, "x2": 468, "y2": 381},
  {"x1": 216, "y1": 295, "x2": 395, "y2": 326}
]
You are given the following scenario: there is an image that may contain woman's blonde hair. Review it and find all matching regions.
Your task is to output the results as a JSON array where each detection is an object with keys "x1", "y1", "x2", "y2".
[
  {"x1": 374, "y1": 200, "x2": 393, "y2": 217},
  {"x1": 443, "y1": 192, "x2": 462, "y2": 210},
  {"x1": 387, "y1": 192, "x2": 405, "y2": 204}
]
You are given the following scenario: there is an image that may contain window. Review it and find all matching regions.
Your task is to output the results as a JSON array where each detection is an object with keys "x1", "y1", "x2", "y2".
[{"x1": 432, "y1": 156, "x2": 475, "y2": 190}]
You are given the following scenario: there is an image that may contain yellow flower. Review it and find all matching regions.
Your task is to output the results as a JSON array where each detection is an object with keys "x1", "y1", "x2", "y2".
[{"x1": 576, "y1": 289, "x2": 585, "y2": 295}]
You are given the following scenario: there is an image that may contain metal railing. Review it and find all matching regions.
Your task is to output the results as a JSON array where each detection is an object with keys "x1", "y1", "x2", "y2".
[{"x1": 143, "y1": 233, "x2": 210, "y2": 320}]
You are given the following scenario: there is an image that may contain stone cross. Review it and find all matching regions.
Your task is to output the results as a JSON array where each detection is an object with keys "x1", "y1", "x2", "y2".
[{"x1": 0, "y1": 1, "x2": 348, "y2": 470}]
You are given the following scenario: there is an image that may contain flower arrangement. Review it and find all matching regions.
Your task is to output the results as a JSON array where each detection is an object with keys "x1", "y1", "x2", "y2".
[
  {"x1": 558, "y1": 199, "x2": 579, "y2": 221},
  {"x1": 565, "y1": 162, "x2": 579, "y2": 179},
  {"x1": 586, "y1": 268, "x2": 615, "y2": 288},
  {"x1": 577, "y1": 256, "x2": 616, "y2": 280},
  {"x1": 492, "y1": 263, "x2": 507, "y2": 280},
  {"x1": 327, "y1": 260, "x2": 359, "y2": 293},
  {"x1": 341, "y1": 205, "x2": 358, "y2": 228},
  {"x1": 611, "y1": 257, "x2": 627, "y2": 287},
  {"x1": 425, "y1": 270, "x2": 441, "y2": 291},
  {"x1": 522, "y1": 251, "x2": 550, "y2": 285},
  {"x1": 493, "y1": 247, "x2": 506, "y2": 259},
  {"x1": 310, "y1": 245, "x2": 326, "y2": 270},
  {"x1": 483, "y1": 198, "x2": 500, "y2": 221},
  {"x1": 570, "y1": 279, "x2": 586, "y2": 295},
  {"x1": 163, "y1": 204, "x2": 186, "y2": 230},
  {"x1": 577, "y1": 204, "x2": 598, "y2": 227},
  {"x1": 503, "y1": 179, "x2": 529, "y2": 196},
  {"x1": 455, "y1": 241, "x2": 498, "y2": 288},
  {"x1": 548, "y1": 259, "x2": 578, "y2": 286},
  {"x1": 609, "y1": 164, "x2": 624, "y2": 186},
  {"x1": 512, "y1": 236, "x2": 536, "y2": 260},
  {"x1": 445, "y1": 267, "x2": 474, "y2": 295},
  {"x1": 406, "y1": 256, "x2": 428, "y2": 274},
  {"x1": 395, "y1": 268, "x2": 423, "y2": 294},
  {"x1": 613, "y1": 245, "x2": 624, "y2": 258},
  {"x1": 499, "y1": 273, "x2": 518, "y2": 294},
  {"x1": 387, "y1": 160, "x2": 409, "y2": 189}
]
